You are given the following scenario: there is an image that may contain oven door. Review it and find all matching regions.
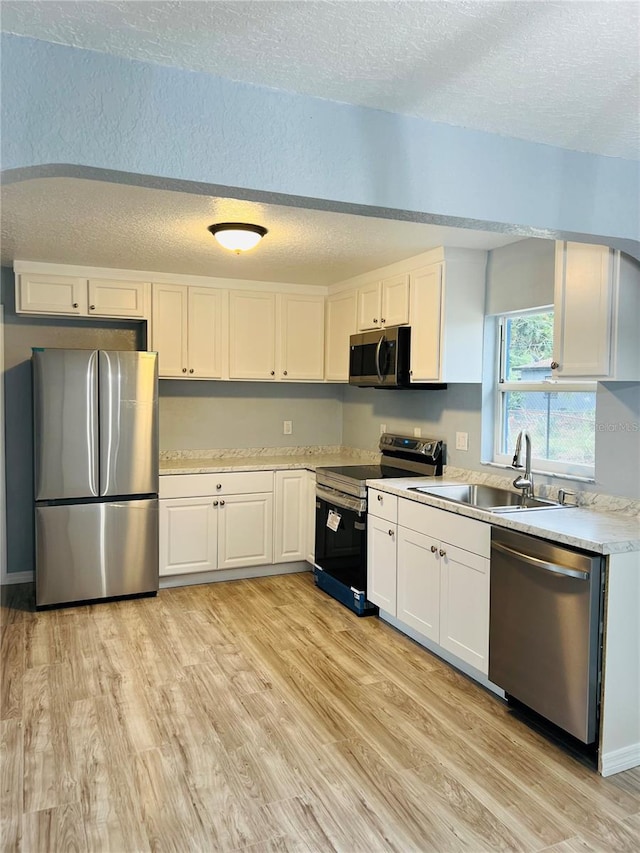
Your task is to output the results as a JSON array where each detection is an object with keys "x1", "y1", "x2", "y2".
[{"x1": 315, "y1": 486, "x2": 367, "y2": 590}]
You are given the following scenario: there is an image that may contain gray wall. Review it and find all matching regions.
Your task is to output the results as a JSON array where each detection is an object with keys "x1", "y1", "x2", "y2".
[
  {"x1": 159, "y1": 381, "x2": 343, "y2": 451},
  {"x1": 1, "y1": 268, "x2": 143, "y2": 574}
]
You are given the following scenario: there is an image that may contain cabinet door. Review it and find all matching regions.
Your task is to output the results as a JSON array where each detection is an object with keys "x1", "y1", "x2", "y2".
[
  {"x1": 439, "y1": 544, "x2": 489, "y2": 674},
  {"x1": 306, "y1": 472, "x2": 316, "y2": 564},
  {"x1": 188, "y1": 287, "x2": 224, "y2": 378},
  {"x1": 88, "y1": 279, "x2": 148, "y2": 318},
  {"x1": 280, "y1": 294, "x2": 324, "y2": 380},
  {"x1": 357, "y1": 281, "x2": 382, "y2": 331},
  {"x1": 152, "y1": 284, "x2": 188, "y2": 378},
  {"x1": 274, "y1": 470, "x2": 307, "y2": 563},
  {"x1": 17, "y1": 274, "x2": 87, "y2": 315},
  {"x1": 217, "y1": 493, "x2": 273, "y2": 569},
  {"x1": 325, "y1": 291, "x2": 357, "y2": 381},
  {"x1": 159, "y1": 497, "x2": 217, "y2": 576},
  {"x1": 229, "y1": 291, "x2": 276, "y2": 379},
  {"x1": 367, "y1": 515, "x2": 397, "y2": 614},
  {"x1": 553, "y1": 242, "x2": 614, "y2": 378},
  {"x1": 397, "y1": 527, "x2": 440, "y2": 642},
  {"x1": 381, "y1": 274, "x2": 409, "y2": 327},
  {"x1": 409, "y1": 264, "x2": 443, "y2": 382}
]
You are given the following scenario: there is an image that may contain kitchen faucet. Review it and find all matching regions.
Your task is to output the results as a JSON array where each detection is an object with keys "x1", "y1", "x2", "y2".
[{"x1": 512, "y1": 430, "x2": 534, "y2": 499}]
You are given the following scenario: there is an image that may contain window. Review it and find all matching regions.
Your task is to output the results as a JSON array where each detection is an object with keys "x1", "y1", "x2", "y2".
[{"x1": 495, "y1": 309, "x2": 596, "y2": 477}]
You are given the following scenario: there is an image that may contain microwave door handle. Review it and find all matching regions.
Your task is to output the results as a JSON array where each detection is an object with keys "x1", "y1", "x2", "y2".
[{"x1": 375, "y1": 334, "x2": 386, "y2": 382}]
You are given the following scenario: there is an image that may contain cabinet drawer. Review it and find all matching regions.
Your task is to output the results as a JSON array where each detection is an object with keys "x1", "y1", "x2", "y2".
[
  {"x1": 368, "y1": 489, "x2": 398, "y2": 523},
  {"x1": 160, "y1": 470, "x2": 274, "y2": 499},
  {"x1": 398, "y1": 498, "x2": 490, "y2": 559}
]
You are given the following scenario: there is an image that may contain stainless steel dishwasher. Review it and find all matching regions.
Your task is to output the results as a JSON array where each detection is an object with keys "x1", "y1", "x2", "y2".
[{"x1": 489, "y1": 527, "x2": 603, "y2": 744}]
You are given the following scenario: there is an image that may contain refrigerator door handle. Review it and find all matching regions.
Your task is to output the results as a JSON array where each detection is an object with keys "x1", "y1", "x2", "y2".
[{"x1": 87, "y1": 351, "x2": 99, "y2": 497}]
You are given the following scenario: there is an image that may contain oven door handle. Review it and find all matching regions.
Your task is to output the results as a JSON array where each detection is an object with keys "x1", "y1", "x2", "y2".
[
  {"x1": 375, "y1": 334, "x2": 386, "y2": 383},
  {"x1": 316, "y1": 485, "x2": 367, "y2": 514}
]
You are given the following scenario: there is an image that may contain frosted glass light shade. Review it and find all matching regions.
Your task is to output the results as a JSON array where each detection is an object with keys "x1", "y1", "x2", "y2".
[{"x1": 208, "y1": 222, "x2": 268, "y2": 253}]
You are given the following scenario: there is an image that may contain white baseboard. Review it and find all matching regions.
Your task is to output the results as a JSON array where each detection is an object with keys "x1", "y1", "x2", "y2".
[
  {"x1": 1, "y1": 570, "x2": 34, "y2": 585},
  {"x1": 599, "y1": 744, "x2": 640, "y2": 777},
  {"x1": 159, "y1": 561, "x2": 311, "y2": 589}
]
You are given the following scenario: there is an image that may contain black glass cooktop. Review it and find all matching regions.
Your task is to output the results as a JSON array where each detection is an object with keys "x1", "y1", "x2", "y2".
[{"x1": 319, "y1": 464, "x2": 417, "y2": 482}]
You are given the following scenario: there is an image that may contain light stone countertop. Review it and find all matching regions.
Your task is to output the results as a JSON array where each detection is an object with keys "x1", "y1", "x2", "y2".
[
  {"x1": 367, "y1": 476, "x2": 640, "y2": 556},
  {"x1": 160, "y1": 449, "x2": 378, "y2": 475}
]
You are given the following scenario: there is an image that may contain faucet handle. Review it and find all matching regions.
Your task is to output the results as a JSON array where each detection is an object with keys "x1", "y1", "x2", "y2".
[{"x1": 558, "y1": 489, "x2": 577, "y2": 506}]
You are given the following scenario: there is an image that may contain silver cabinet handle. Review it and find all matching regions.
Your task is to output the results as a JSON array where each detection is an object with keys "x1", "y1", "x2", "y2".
[
  {"x1": 219, "y1": 500, "x2": 225, "y2": 507},
  {"x1": 430, "y1": 545, "x2": 438, "y2": 553},
  {"x1": 213, "y1": 500, "x2": 219, "y2": 507},
  {"x1": 439, "y1": 549, "x2": 446, "y2": 557},
  {"x1": 388, "y1": 529, "x2": 394, "y2": 537},
  {"x1": 216, "y1": 484, "x2": 222, "y2": 490},
  {"x1": 377, "y1": 494, "x2": 383, "y2": 502},
  {"x1": 551, "y1": 361, "x2": 560, "y2": 370},
  {"x1": 492, "y1": 542, "x2": 589, "y2": 580}
]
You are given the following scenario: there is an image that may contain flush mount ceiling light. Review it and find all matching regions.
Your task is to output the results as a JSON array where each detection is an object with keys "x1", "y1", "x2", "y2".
[{"x1": 207, "y1": 222, "x2": 268, "y2": 254}]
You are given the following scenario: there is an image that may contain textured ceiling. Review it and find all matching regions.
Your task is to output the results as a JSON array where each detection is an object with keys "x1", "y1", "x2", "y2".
[
  {"x1": 0, "y1": 178, "x2": 521, "y2": 285},
  {"x1": 1, "y1": 1, "x2": 638, "y2": 159}
]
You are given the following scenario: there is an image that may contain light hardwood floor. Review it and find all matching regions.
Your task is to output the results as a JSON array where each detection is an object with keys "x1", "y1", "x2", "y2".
[{"x1": 1, "y1": 572, "x2": 638, "y2": 852}]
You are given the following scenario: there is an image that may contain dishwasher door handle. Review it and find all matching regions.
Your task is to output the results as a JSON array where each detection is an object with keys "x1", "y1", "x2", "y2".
[{"x1": 492, "y1": 541, "x2": 590, "y2": 581}]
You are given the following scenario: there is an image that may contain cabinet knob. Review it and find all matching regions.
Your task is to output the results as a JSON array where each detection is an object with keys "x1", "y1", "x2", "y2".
[
  {"x1": 219, "y1": 500, "x2": 225, "y2": 507},
  {"x1": 270, "y1": 370, "x2": 275, "y2": 376},
  {"x1": 216, "y1": 484, "x2": 222, "y2": 490},
  {"x1": 373, "y1": 318, "x2": 379, "y2": 324},
  {"x1": 89, "y1": 304, "x2": 95, "y2": 310},
  {"x1": 377, "y1": 494, "x2": 383, "y2": 502},
  {"x1": 439, "y1": 549, "x2": 446, "y2": 557},
  {"x1": 283, "y1": 370, "x2": 288, "y2": 376},
  {"x1": 551, "y1": 361, "x2": 560, "y2": 370},
  {"x1": 430, "y1": 545, "x2": 438, "y2": 553},
  {"x1": 72, "y1": 303, "x2": 79, "y2": 308},
  {"x1": 189, "y1": 369, "x2": 194, "y2": 374},
  {"x1": 388, "y1": 529, "x2": 394, "y2": 537},
  {"x1": 213, "y1": 500, "x2": 219, "y2": 507},
  {"x1": 182, "y1": 368, "x2": 187, "y2": 373},
  {"x1": 381, "y1": 318, "x2": 386, "y2": 324}
]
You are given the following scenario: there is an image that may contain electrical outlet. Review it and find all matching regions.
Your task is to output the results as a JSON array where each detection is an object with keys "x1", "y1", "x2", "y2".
[
  {"x1": 413, "y1": 427, "x2": 422, "y2": 437},
  {"x1": 380, "y1": 423, "x2": 387, "y2": 435},
  {"x1": 455, "y1": 431, "x2": 469, "y2": 451},
  {"x1": 283, "y1": 420, "x2": 292, "y2": 435}
]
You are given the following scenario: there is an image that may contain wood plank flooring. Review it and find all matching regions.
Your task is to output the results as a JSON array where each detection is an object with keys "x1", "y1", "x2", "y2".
[{"x1": 1, "y1": 572, "x2": 638, "y2": 852}]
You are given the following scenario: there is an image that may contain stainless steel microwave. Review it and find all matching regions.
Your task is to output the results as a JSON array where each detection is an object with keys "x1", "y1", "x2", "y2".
[{"x1": 348, "y1": 326, "x2": 447, "y2": 389}]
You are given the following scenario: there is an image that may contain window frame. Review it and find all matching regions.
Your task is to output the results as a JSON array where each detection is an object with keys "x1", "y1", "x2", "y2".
[{"x1": 493, "y1": 308, "x2": 597, "y2": 478}]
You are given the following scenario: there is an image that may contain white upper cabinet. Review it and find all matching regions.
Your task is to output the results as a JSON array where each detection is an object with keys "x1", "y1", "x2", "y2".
[
  {"x1": 357, "y1": 275, "x2": 410, "y2": 331},
  {"x1": 409, "y1": 250, "x2": 487, "y2": 383},
  {"x1": 229, "y1": 291, "x2": 277, "y2": 380},
  {"x1": 17, "y1": 272, "x2": 150, "y2": 320},
  {"x1": 325, "y1": 290, "x2": 358, "y2": 381},
  {"x1": 279, "y1": 294, "x2": 324, "y2": 381},
  {"x1": 553, "y1": 242, "x2": 640, "y2": 381},
  {"x1": 152, "y1": 284, "x2": 224, "y2": 379}
]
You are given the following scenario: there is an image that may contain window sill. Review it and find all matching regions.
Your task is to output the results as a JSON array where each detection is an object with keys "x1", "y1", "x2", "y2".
[{"x1": 482, "y1": 461, "x2": 595, "y2": 484}]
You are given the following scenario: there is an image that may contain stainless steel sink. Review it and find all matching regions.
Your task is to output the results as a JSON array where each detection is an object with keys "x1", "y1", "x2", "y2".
[{"x1": 408, "y1": 483, "x2": 564, "y2": 512}]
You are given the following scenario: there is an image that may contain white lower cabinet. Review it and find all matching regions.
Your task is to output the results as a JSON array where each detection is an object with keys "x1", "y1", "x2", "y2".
[
  {"x1": 368, "y1": 494, "x2": 491, "y2": 675},
  {"x1": 273, "y1": 469, "x2": 307, "y2": 563},
  {"x1": 159, "y1": 471, "x2": 274, "y2": 577},
  {"x1": 306, "y1": 471, "x2": 316, "y2": 565}
]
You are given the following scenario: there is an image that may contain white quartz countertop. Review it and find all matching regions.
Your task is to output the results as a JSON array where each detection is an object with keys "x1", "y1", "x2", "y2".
[
  {"x1": 160, "y1": 453, "x2": 371, "y2": 475},
  {"x1": 367, "y1": 477, "x2": 640, "y2": 555}
]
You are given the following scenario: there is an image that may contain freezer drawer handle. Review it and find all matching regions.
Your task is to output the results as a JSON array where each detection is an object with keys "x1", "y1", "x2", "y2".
[{"x1": 493, "y1": 541, "x2": 589, "y2": 581}]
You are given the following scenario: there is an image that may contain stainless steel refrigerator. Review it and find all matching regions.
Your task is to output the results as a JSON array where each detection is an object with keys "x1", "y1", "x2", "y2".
[{"x1": 33, "y1": 348, "x2": 159, "y2": 607}]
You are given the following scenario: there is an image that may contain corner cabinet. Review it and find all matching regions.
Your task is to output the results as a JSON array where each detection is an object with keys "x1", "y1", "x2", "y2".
[
  {"x1": 552, "y1": 242, "x2": 640, "y2": 381},
  {"x1": 152, "y1": 284, "x2": 224, "y2": 379},
  {"x1": 409, "y1": 250, "x2": 487, "y2": 383}
]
